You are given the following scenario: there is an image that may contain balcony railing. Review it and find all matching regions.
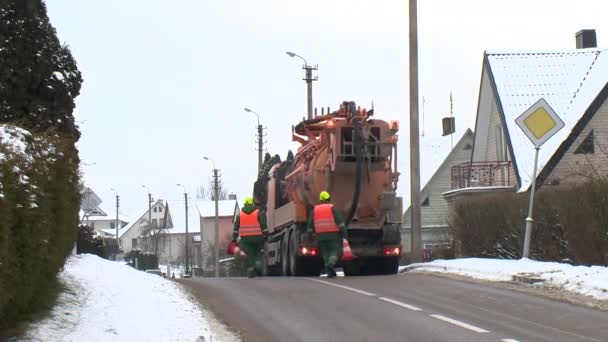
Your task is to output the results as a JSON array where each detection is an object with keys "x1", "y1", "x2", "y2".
[{"x1": 451, "y1": 161, "x2": 512, "y2": 190}]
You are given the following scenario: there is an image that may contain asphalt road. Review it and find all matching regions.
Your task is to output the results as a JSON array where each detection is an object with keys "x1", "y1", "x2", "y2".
[{"x1": 180, "y1": 273, "x2": 608, "y2": 342}]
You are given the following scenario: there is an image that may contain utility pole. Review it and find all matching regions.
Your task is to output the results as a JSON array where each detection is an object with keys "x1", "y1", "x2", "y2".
[
  {"x1": 450, "y1": 92, "x2": 454, "y2": 150},
  {"x1": 244, "y1": 108, "x2": 264, "y2": 173},
  {"x1": 409, "y1": 0, "x2": 423, "y2": 262},
  {"x1": 115, "y1": 194, "x2": 120, "y2": 243},
  {"x1": 184, "y1": 192, "x2": 189, "y2": 275},
  {"x1": 213, "y1": 169, "x2": 220, "y2": 278},
  {"x1": 286, "y1": 51, "x2": 317, "y2": 120},
  {"x1": 257, "y1": 124, "x2": 264, "y2": 173},
  {"x1": 148, "y1": 193, "x2": 153, "y2": 229},
  {"x1": 304, "y1": 64, "x2": 317, "y2": 120}
]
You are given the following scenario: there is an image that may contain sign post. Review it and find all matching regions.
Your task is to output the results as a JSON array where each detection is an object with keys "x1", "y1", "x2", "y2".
[{"x1": 515, "y1": 98, "x2": 564, "y2": 258}]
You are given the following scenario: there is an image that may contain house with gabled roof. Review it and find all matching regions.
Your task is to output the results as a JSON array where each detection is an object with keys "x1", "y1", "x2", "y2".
[
  {"x1": 402, "y1": 129, "x2": 474, "y2": 251},
  {"x1": 105, "y1": 199, "x2": 172, "y2": 253},
  {"x1": 446, "y1": 32, "x2": 608, "y2": 202}
]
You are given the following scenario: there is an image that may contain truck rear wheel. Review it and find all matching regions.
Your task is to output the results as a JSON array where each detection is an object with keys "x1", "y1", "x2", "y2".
[
  {"x1": 281, "y1": 233, "x2": 291, "y2": 276},
  {"x1": 262, "y1": 240, "x2": 280, "y2": 276},
  {"x1": 289, "y1": 231, "x2": 306, "y2": 276},
  {"x1": 379, "y1": 257, "x2": 399, "y2": 275}
]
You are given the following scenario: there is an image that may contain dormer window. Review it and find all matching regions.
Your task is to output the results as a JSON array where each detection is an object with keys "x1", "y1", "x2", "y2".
[{"x1": 574, "y1": 130, "x2": 594, "y2": 154}]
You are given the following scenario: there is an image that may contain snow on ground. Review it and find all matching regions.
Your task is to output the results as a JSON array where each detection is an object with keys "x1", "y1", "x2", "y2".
[
  {"x1": 402, "y1": 258, "x2": 608, "y2": 301},
  {"x1": 25, "y1": 254, "x2": 226, "y2": 342}
]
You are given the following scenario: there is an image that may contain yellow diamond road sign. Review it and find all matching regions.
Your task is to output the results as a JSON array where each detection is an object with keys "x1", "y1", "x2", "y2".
[{"x1": 516, "y1": 98, "x2": 564, "y2": 147}]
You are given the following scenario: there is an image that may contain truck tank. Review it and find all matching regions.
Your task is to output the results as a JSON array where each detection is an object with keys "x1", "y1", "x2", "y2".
[{"x1": 254, "y1": 101, "x2": 403, "y2": 276}]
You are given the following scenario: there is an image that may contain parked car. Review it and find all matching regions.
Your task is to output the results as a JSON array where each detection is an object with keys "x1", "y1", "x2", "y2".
[{"x1": 145, "y1": 269, "x2": 163, "y2": 277}]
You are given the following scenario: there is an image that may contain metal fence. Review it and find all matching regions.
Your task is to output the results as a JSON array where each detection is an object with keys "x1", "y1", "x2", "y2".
[{"x1": 451, "y1": 161, "x2": 512, "y2": 189}]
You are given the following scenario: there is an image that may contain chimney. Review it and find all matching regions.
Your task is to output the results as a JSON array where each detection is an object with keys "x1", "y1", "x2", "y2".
[
  {"x1": 576, "y1": 29, "x2": 597, "y2": 49},
  {"x1": 228, "y1": 193, "x2": 237, "y2": 200}
]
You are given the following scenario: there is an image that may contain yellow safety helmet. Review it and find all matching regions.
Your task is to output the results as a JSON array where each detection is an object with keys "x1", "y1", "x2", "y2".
[
  {"x1": 244, "y1": 196, "x2": 254, "y2": 205},
  {"x1": 319, "y1": 191, "x2": 331, "y2": 202}
]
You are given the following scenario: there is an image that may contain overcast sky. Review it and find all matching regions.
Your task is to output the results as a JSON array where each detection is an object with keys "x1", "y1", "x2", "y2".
[{"x1": 45, "y1": 0, "x2": 608, "y2": 221}]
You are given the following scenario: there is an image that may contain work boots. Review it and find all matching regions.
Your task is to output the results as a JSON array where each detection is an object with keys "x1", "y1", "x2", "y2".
[{"x1": 326, "y1": 266, "x2": 337, "y2": 278}]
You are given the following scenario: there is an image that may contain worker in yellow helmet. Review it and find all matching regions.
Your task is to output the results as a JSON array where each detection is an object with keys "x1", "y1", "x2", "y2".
[
  {"x1": 232, "y1": 196, "x2": 268, "y2": 278},
  {"x1": 307, "y1": 191, "x2": 347, "y2": 278}
]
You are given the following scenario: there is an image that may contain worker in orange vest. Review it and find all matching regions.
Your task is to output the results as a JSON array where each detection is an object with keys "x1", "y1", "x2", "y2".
[
  {"x1": 232, "y1": 197, "x2": 268, "y2": 278},
  {"x1": 307, "y1": 191, "x2": 348, "y2": 278}
]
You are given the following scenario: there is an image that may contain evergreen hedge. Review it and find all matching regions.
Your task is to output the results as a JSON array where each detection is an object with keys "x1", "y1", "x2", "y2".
[
  {"x1": 0, "y1": 127, "x2": 80, "y2": 330},
  {"x1": 450, "y1": 180, "x2": 608, "y2": 265},
  {"x1": 0, "y1": 0, "x2": 82, "y2": 331}
]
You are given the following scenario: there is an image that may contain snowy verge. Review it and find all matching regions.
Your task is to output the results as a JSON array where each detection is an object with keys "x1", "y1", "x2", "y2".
[
  {"x1": 24, "y1": 254, "x2": 218, "y2": 342},
  {"x1": 400, "y1": 258, "x2": 608, "y2": 301}
]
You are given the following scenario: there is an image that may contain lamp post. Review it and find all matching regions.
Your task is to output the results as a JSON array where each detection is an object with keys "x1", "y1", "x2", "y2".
[
  {"x1": 176, "y1": 184, "x2": 190, "y2": 275},
  {"x1": 286, "y1": 51, "x2": 317, "y2": 120},
  {"x1": 244, "y1": 107, "x2": 263, "y2": 173},
  {"x1": 203, "y1": 156, "x2": 220, "y2": 278}
]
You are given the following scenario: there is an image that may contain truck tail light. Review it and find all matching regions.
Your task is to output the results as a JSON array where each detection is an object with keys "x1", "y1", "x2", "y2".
[
  {"x1": 300, "y1": 246, "x2": 319, "y2": 256},
  {"x1": 383, "y1": 246, "x2": 401, "y2": 256}
]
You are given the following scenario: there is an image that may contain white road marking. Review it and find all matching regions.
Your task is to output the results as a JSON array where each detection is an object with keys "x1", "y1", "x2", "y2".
[
  {"x1": 430, "y1": 314, "x2": 490, "y2": 333},
  {"x1": 311, "y1": 279, "x2": 376, "y2": 296},
  {"x1": 500, "y1": 339, "x2": 520, "y2": 342},
  {"x1": 378, "y1": 297, "x2": 423, "y2": 311}
]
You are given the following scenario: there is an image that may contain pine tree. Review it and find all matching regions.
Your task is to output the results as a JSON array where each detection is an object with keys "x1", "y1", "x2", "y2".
[
  {"x1": 0, "y1": 0, "x2": 82, "y2": 140},
  {"x1": 286, "y1": 150, "x2": 294, "y2": 162}
]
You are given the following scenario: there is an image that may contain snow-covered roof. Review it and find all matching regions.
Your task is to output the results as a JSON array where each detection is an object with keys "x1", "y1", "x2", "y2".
[
  {"x1": 486, "y1": 48, "x2": 608, "y2": 190},
  {"x1": 195, "y1": 199, "x2": 239, "y2": 218}
]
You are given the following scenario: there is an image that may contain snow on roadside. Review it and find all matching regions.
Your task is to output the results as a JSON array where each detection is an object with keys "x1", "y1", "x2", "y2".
[
  {"x1": 25, "y1": 254, "x2": 220, "y2": 342},
  {"x1": 403, "y1": 258, "x2": 608, "y2": 301}
]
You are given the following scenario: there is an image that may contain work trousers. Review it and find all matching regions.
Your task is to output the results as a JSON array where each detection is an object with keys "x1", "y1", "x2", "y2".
[
  {"x1": 318, "y1": 232, "x2": 341, "y2": 269},
  {"x1": 239, "y1": 236, "x2": 264, "y2": 274}
]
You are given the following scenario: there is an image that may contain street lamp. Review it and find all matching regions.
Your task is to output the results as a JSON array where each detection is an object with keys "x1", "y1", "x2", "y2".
[
  {"x1": 176, "y1": 183, "x2": 190, "y2": 275},
  {"x1": 286, "y1": 51, "x2": 317, "y2": 120},
  {"x1": 202, "y1": 156, "x2": 220, "y2": 278},
  {"x1": 244, "y1": 108, "x2": 264, "y2": 173}
]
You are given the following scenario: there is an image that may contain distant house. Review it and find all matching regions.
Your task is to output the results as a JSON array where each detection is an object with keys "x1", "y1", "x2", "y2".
[
  {"x1": 105, "y1": 200, "x2": 172, "y2": 253},
  {"x1": 195, "y1": 199, "x2": 239, "y2": 270},
  {"x1": 447, "y1": 37, "x2": 608, "y2": 202},
  {"x1": 402, "y1": 129, "x2": 474, "y2": 251},
  {"x1": 84, "y1": 212, "x2": 129, "y2": 238},
  {"x1": 156, "y1": 198, "x2": 201, "y2": 267}
]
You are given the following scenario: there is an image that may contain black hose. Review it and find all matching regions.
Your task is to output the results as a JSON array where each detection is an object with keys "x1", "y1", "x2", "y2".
[{"x1": 345, "y1": 118, "x2": 363, "y2": 227}]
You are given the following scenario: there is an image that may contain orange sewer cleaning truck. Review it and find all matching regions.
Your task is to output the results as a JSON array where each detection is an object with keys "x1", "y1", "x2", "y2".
[{"x1": 253, "y1": 101, "x2": 402, "y2": 276}]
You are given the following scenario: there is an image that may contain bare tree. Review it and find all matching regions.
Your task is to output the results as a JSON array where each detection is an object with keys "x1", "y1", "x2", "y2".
[{"x1": 196, "y1": 177, "x2": 230, "y2": 201}]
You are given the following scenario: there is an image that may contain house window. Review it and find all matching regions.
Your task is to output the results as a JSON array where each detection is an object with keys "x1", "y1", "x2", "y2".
[
  {"x1": 496, "y1": 125, "x2": 508, "y2": 161},
  {"x1": 153, "y1": 218, "x2": 158, "y2": 227},
  {"x1": 90, "y1": 222, "x2": 95, "y2": 228},
  {"x1": 421, "y1": 195, "x2": 430, "y2": 207},
  {"x1": 574, "y1": 130, "x2": 594, "y2": 154},
  {"x1": 158, "y1": 206, "x2": 163, "y2": 213},
  {"x1": 463, "y1": 143, "x2": 472, "y2": 150},
  {"x1": 153, "y1": 207, "x2": 157, "y2": 212},
  {"x1": 110, "y1": 222, "x2": 115, "y2": 229},
  {"x1": 132, "y1": 238, "x2": 138, "y2": 249}
]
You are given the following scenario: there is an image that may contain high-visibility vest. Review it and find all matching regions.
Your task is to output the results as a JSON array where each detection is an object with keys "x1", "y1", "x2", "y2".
[
  {"x1": 239, "y1": 209, "x2": 263, "y2": 237},
  {"x1": 314, "y1": 204, "x2": 339, "y2": 234}
]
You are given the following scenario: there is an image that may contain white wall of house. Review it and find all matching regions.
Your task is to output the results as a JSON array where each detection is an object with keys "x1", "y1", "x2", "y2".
[
  {"x1": 402, "y1": 130, "x2": 474, "y2": 251},
  {"x1": 85, "y1": 218, "x2": 128, "y2": 233},
  {"x1": 119, "y1": 201, "x2": 170, "y2": 253}
]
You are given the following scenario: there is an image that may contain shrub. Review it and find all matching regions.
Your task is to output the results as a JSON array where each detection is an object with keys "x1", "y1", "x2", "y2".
[
  {"x1": 76, "y1": 225, "x2": 105, "y2": 257},
  {"x1": 450, "y1": 180, "x2": 608, "y2": 265},
  {"x1": 0, "y1": 126, "x2": 80, "y2": 330}
]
